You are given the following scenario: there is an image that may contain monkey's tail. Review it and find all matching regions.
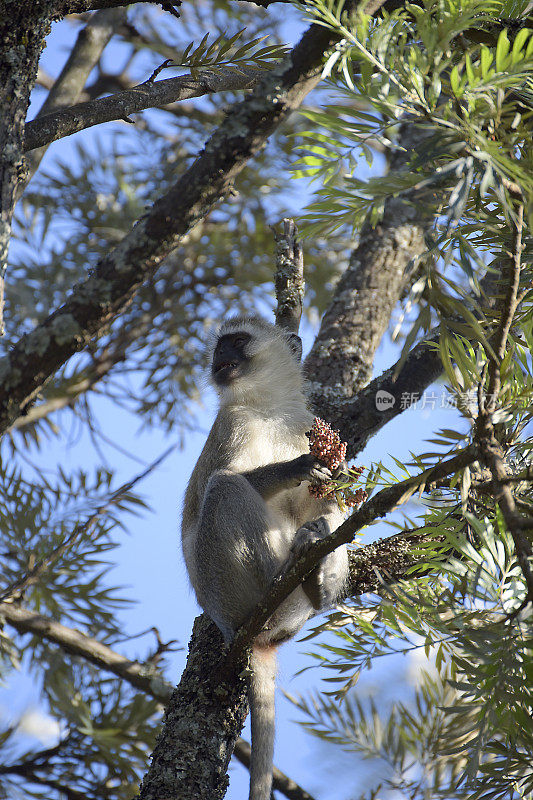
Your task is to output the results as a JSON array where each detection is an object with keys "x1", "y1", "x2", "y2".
[{"x1": 249, "y1": 644, "x2": 277, "y2": 800}]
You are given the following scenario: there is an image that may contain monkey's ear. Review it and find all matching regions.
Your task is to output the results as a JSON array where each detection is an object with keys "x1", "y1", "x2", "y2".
[{"x1": 285, "y1": 333, "x2": 303, "y2": 361}]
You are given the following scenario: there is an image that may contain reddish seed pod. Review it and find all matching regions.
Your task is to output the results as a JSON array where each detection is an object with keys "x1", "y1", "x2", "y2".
[
  {"x1": 306, "y1": 417, "x2": 346, "y2": 471},
  {"x1": 306, "y1": 418, "x2": 366, "y2": 510}
]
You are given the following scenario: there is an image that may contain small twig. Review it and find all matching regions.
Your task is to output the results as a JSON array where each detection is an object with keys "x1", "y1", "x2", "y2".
[
  {"x1": 485, "y1": 204, "x2": 524, "y2": 413},
  {"x1": 145, "y1": 626, "x2": 181, "y2": 667},
  {"x1": 160, "y1": 0, "x2": 182, "y2": 18},
  {"x1": 273, "y1": 218, "x2": 305, "y2": 334},
  {"x1": 145, "y1": 59, "x2": 174, "y2": 84},
  {"x1": 0, "y1": 446, "x2": 175, "y2": 602}
]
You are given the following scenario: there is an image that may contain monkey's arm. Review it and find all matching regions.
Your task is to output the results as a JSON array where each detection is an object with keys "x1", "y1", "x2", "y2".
[{"x1": 242, "y1": 454, "x2": 331, "y2": 501}]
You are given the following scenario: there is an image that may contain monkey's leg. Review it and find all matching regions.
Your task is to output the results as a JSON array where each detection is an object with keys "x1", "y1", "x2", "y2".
[
  {"x1": 194, "y1": 471, "x2": 285, "y2": 633},
  {"x1": 288, "y1": 516, "x2": 350, "y2": 610}
]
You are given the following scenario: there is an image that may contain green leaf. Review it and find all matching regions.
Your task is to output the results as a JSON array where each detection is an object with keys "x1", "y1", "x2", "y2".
[
  {"x1": 495, "y1": 29, "x2": 511, "y2": 71},
  {"x1": 480, "y1": 45, "x2": 493, "y2": 78},
  {"x1": 511, "y1": 27, "x2": 531, "y2": 62}
]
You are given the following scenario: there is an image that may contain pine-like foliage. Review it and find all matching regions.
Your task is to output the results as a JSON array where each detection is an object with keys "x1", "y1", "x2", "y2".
[{"x1": 288, "y1": 2, "x2": 532, "y2": 798}]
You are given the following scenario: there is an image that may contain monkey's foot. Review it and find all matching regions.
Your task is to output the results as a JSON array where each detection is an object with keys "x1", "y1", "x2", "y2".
[
  {"x1": 290, "y1": 516, "x2": 330, "y2": 560},
  {"x1": 287, "y1": 517, "x2": 331, "y2": 610}
]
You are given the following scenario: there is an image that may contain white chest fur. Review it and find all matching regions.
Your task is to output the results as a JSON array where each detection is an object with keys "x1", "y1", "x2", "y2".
[{"x1": 229, "y1": 410, "x2": 309, "y2": 473}]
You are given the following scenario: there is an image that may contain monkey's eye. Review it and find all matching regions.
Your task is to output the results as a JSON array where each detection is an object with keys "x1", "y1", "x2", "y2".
[{"x1": 233, "y1": 335, "x2": 248, "y2": 348}]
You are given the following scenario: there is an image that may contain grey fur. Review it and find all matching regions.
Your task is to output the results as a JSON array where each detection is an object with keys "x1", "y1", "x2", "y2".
[{"x1": 181, "y1": 315, "x2": 349, "y2": 800}]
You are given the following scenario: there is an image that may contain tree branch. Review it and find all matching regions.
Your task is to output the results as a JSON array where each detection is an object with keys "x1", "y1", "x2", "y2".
[
  {"x1": 7, "y1": 345, "x2": 122, "y2": 433},
  {"x1": 0, "y1": 3, "x2": 54, "y2": 336},
  {"x1": 23, "y1": 7, "x2": 126, "y2": 183},
  {"x1": 273, "y1": 218, "x2": 305, "y2": 334},
  {"x1": 55, "y1": 0, "x2": 153, "y2": 14},
  {"x1": 1, "y1": 601, "x2": 171, "y2": 698},
  {"x1": 333, "y1": 330, "x2": 443, "y2": 459},
  {"x1": 56, "y1": 0, "x2": 387, "y2": 14},
  {"x1": 24, "y1": 67, "x2": 263, "y2": 152},
  {"x1": 1, "y1": 768, "x2": 87, "y2": 800}
]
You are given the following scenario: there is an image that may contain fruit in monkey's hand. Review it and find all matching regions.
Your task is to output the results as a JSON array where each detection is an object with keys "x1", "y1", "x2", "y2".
[{"x1": 306, "y1": 418, "x2": 367, "y2": 509}]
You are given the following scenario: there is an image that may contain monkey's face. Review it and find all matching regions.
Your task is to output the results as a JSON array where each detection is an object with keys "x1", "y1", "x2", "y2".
[{"x1": 212, "y1": 331, "x2": 252, "y2": 386}]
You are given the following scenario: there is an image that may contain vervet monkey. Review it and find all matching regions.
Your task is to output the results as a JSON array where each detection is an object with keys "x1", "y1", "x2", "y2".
[{"x1": 182, "y1": 315, "x2": 349, "y2": 800}]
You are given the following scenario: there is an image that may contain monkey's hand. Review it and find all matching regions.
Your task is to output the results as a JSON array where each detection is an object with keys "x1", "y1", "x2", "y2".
[{"x1": 291, "y1": 453, "x2": 334, "y2": 485}]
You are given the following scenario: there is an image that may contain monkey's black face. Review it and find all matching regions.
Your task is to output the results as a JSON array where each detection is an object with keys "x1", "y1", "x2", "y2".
[{"x1": 212, "y1": 332, "x2": 252, "y2": 386}]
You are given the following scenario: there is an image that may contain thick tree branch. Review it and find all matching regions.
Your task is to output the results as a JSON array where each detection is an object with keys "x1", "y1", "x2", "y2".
[
  {"x1": 0, "y1": 2, "x2": 53, "y2": 336},
  {"x1": 24, "y1": 67, "x2": 263, "y2": 152},
  {"x1": 0, "y1": 4, "x2": 375, "y2": 436},
  {"x1": 138, "y1": 615, "x2": 249, "y2": 800},
  {"x1": 332, "y1": 330, "x2": 443, "y2": 459},
  {"x1": 305, "y1": 123, "x2": 436, "y2": 429}
]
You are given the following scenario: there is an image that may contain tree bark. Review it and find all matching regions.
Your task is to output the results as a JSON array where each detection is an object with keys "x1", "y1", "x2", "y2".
[
  {"x1": 0, "y1": 1, "x2": 53, "y2": 334},
  {"x1": 139, "y1": 616, "x2": 249, "y2": 800}
]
